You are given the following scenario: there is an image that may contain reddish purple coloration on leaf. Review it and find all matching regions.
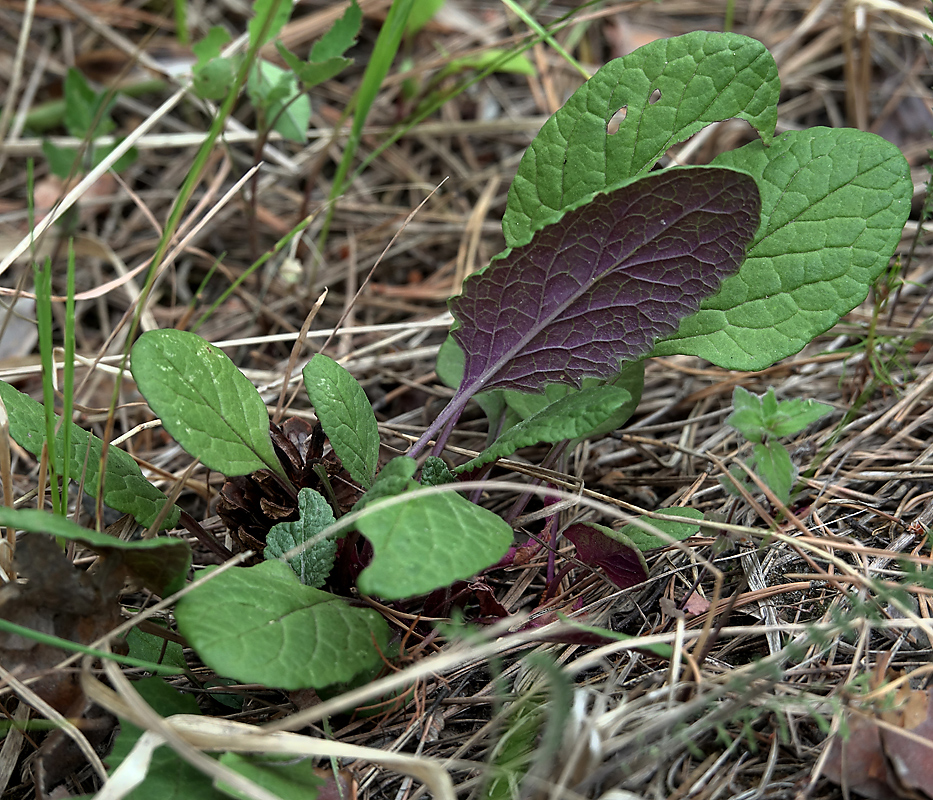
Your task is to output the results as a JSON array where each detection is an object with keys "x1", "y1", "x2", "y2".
[
  {"x1": 564, "y1": 522, "x2": 648, "y2": 590},
  {"x1": 451, "y1": 167, "x2": 760, "y2": 394}
]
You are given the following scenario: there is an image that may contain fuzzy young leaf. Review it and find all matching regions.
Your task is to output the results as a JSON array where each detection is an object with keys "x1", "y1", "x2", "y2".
[
  {"x1": 0, "y1": 507, "x2": 189, "y2": 596},
  {"x1": 131, "y1": 330, "x2": 283, "y2": 478},
  {"x1": 616, "y1": 508, "x2": 704, "y2": 552},
  {"x1": 264, "y1": 488, "x2": 337, "y2": 588},
  {"x1": 356, "y1": 489, "x2": 512, "y2": 599},
  {"x1": 0, "y1": 380, "x2": 179, "y2": 530},
  {"x1": 727, "y1": 386, "x2": 832, "y2": 444},
  {"x1": 726, "y1": 385, "x2": 769, "y2": 443},
  {"x1": 421, "y1": 456, "x2": 457, "y2": 486},
  {"x1": 654, "y1": 128, "x2": 912, "y2": 369},
  {"x1": 503, "y1": 31, "x2": 778, "y2": 246},
  {"x1": 457, "y1": 385, "x2": 632, "y2": 473},
  {"x1": 42, "y1": 141, "x2": 80, "y2": 179},
  {"x1": 175, "y1": 560, "x2": 389, "y2": 690},
  {"x1": 563, "y1": 522, "x2": 648, "y2": 590},
  {"x1": 451, "y1": 167, "x2": 760, "y2": 398},
  {"x1": 748, "y1": 442, "x2": 795, "y2": 502},
  {"x1": 303, "y1": 354, "x2": 379, "y2": 488},
  {"x1": 193, "y1": 27, "x2": 236, "y2": 100}
]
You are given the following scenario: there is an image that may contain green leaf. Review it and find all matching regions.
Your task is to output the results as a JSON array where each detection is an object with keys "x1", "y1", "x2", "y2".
[
  {"x1": 727, "y1": 386, "x2": 832, "y2": 443},
  {"x1": 64, "y1": 68, "x2": 115, "y2": 138},
  {"x1": 91, "y1": 141, "x2": 138, "y2": 173},
  {"x1": 312, "y1": 0, "x2": 361, "y2": 60},
  {"x1": 131, "y1": 330, "x2": 283, "y2": 478},
  {"x1": 264, "y1": 488, "x2": 338, "y2": 588},
  {"x1": 273, "y1": 0, "x2": 360, "y2": 90},
  {"x1": 748, "y1": 441, "x2": 795, "y2": 502},
  {"x1": 175, "y1": 560, "x2": 389, "y2": 690},
  {"x1": 502, "y1": 31, "x2": 779, "y2": 247},
  {"x1": 192, "y1": 27, "x2": 236, "y2": 100},
  {"x1": 0, "y1": 507, "x2": 190, "y2": 596},
  {"x1": 726, "y1": 385, "x2": 767, "y2": 443},
  {"x1": 421, "y1": 456, "x2": 457, "y2": 486},
  {"x1": 356, "y1": 488, "x2": 512, "y2": 599},
  {"x1": 216, "y1": 754, "x2": 324, "y2": 800},
  {"x1": 437, "y1": 336, "x2": 643, "y2": 447},
  {"x1": 444, "y1": 49, "x2": 536, "y2": 78},
  {"x1": 353, "y1": 455, "x2": 417, "y2": 510},
  {"x1": 277, "y1": 44, "x2": 351, "y2": 89},
  {"x1": 248, "y1": 0, "x2": 292, "y2": 48},
  {"x1": 106, "y1": 677, "x2": 222, "y2": 800},
  {"x1": 303, "y1": 354, "x2": 379, "y2": 488},
  {"x1": 0, "y1": 380, "x2": 179, "y2": 530},
  {"x1": 41, "y1": 141, "x2": 79, "y2": 179},
  {"x1": 654, "y1": 127, "x2": 913, "y2": 369},
  {"x1": 482, "y1": 696, "x2": 545, "y2": 800},
  {"x1": 617, "y1": 508, "x2": 704, "y2": 552},
  {"x1": 125, "y1": 624, "x2": 187, "y2": 671},
  {"x1": 503, "y1": 361, "x2": 644, "y2": 438},
  {"x1": 457, "y1": 385, "x2": 632, "y2": 473},
  {"x1": 247, "y1": 60, "x2": 311, "y2": 142}
]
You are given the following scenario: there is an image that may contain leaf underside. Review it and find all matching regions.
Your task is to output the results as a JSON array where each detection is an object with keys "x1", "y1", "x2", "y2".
[{"x1": 451, "y1": 167, "x2": 761, "y2": 396}]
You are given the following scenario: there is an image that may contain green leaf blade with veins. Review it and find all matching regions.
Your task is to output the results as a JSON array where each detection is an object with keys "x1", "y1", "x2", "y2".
[
  {"x1": 192, "y1": 26, "x2": 236, "y2": 100},
  {"x1": 247, "y1": 60, "x2": 311, "y2": 142},
  {"x1": 131, "y1": 330, "x2": 283, "y2": 477},
  {"x1": 356, "y1": 489, "x2": 512, "y2": 600},
  {"x1": 654, "y1": 128, "x2": 913, "y2": 369},
  {"x1": 0, "y1": 380, "x2": 179, "y2": 530},
  {"x1": 175, "y1": 560, "x2": 389, "y2": 690},
  {"x1": 749, "y1": 442, "x2": 795, "y2": 502},
  {"x1": 0, "y1": 507, "x2": 189, "y2": 596},
  {"x1": 303, "y1": 354, "x2": 380, "y2": 489},
  {"x1": 617, "y1": 508, "x2": 704, "y2": 552},
  {"x1": 503, "y1": 31, "x2": 779, "y2": 246},
  {"x1": 264, "y1": 488, "x2": 338, "y2": 588},
  {"x1": 457, "y1": 385, "x2": 632, "y2": 473}
]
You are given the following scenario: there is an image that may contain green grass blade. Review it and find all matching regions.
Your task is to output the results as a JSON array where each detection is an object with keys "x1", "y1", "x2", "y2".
[{"x1": 33, "y1": 256, "x2": 60, "y2": 515}]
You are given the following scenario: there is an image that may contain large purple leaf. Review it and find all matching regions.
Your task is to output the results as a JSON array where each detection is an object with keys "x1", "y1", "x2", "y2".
[{"x1": 452, "y1": 167, "x2": 760, "y2": 395}]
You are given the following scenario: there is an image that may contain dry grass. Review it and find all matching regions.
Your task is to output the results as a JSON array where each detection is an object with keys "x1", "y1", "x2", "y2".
[{"x1": 2, "y1": 0, "x2": 933, "y2": 798}]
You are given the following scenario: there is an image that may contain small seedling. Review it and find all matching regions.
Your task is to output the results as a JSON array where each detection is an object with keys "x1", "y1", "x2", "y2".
[{"x1": 724, "y1": 385, "x2": 833, "y2": 503}]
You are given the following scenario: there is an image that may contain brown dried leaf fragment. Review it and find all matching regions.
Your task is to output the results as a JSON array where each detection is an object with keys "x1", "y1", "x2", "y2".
[{"x1": 823, "y1": 681, "x2": 933, "y2": 800}]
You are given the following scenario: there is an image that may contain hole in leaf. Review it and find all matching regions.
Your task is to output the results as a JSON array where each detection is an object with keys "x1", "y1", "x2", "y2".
[
  {"x1": 648, "y1": 88, "x2": 661, "y2": 104},
  {"x1": 607, "y1": 106, "x2": 627, "y2": 135}
]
